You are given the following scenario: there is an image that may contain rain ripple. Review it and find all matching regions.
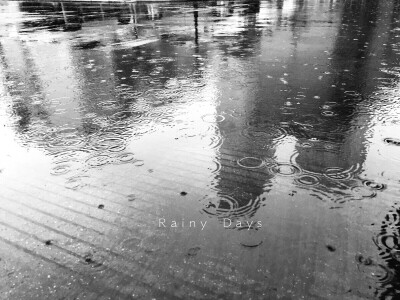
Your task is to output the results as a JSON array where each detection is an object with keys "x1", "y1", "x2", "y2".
[
  {"x1": 294, "y1": 174, "x2": 320, "y2": 186},
  {"x1": 237, "y1": 157, "x2": 265, "y2": 169},
  {"x1": 355, "y1": 254, "x2": 394, "y2": 285},
  {"x1": 202, "y1": 194, "x2": 261, "y2": 219},
  {"x1": 89, "y1": 135, "x2": 126, "y2": 152},
  {"x1": 241, "y1": 123, "x2": 287, "y2": 142},
  {"x1": 323, "y1": 165, "x2": 362, "y2": 181},
  {"x1": 268, "y1": 162, "x2": 302, "y2": 176}
]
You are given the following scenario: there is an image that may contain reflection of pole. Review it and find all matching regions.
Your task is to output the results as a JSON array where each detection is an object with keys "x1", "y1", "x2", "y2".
[
  {"x1": 128, "y1": 3, "x2": 134, "y2": 23},
  {"x1": 193, "y1": 1, "x2": 199, "y2": 45},
  {"x1": 100, "y1": 3, "x2": 105, "y2": 21},
  {"x1": 132, "y1": 3, "x2": 137, "y2": 25},
  {"x1": 130, "y1": 4, "x2": 138, "y2": 38},
  {"x1": 149, "y1": 4, "x2": 155, "y2": 20},
  {"x1": 79, "y1": 3, "x2": 83, "y2": 21},
  {"x1": 60, "y1": 2, "x2": 68, "y2": 24}
]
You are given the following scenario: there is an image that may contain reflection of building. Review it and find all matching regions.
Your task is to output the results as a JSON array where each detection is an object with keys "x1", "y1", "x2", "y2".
[
  {"x1": 295, "y1": 0, "x2": 398, "y2": 176},
  {"x1": 0, "y1": 0, "x2": 215, "y2": 178},
  {"x1": 204, "y1": 0, "x2": 400, "y2": 221},
  {"x1": 206, "y1": 0, "x2": 341, "y2": 219},
  {"x1": 18, "y1": 1, "x2": 165, "y2": 32},
  {"x1": 1, "y1": 0, "x2": 210, "y2": 135},
  {"x1": 0, "y1": 3, "x2": 50, "y2": 132}
]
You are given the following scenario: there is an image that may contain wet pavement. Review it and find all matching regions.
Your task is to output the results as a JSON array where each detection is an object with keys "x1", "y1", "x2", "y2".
[{"x1": 1, "y1": 0, "x2": 400, "y2": 299}]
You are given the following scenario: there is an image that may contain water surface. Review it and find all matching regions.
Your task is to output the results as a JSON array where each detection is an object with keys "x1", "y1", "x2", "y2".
[{"x1": 1, "y1": 0, "x2": 400, "y2": 299}]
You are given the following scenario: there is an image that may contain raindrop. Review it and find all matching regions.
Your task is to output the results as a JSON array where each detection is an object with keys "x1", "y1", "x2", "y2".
[
  {"x1": 52, "y1": 149, "x2": 89, "y2": 162},
  {"x1": 127, "y1": 194, "x2": 136, "y2": 202},
  {"x1": 209, "y1": 160, "x2": 222, "y2": 174},
  {"x1": 107, "y1": 143, "x2": 127, "y2": 153},
  {"x1": 47, "y1": 137, "x2": 85, "y2": 150},
  {"x1": 187, "y1": 247, "x2": 201, "y2": 256},
  {"x1": 321, "y1": 111, "x2": 336, "y2": 117},
  {"x1": 238, "y1": 227, "x2": 263, "y2": 248},
  {"x1": 324, "y1": 167, "x2": 353, "y2": 181},
  {"x1": 294, "y1": 174, "x2": 320, "y2": 186},
  {"x1": 145, "y1": 111, "x2": 164, "y2": 119},
  {"x1": 355, "y1": 254, "x2": 394, "y2": 284},
  {"x1": 323, "y1": 143, "x2": 339, "y2": 151},
  {"x1": 81, "y1": 252, "x2": 108, "y2": 272},
  {"x1": 268, "y1": 163, "x2": 302, "y2": 176},
  {"x1": 50, "y1": 164, "x2": 71, "y2": 176},
  {"x1": 114, "y1": 152, "x2": 136, "y2": 164},
  {"x1": 201, "y1": 133, "x2": 223, "y2": 149},
  {"x1": 373, "y1": 233, "x2": 400, "y2": 254},
  {"x1": 157, "y1": 116, "x2": 175, "y2": 125},
  {"x1": 140, "y1": 235, "x2": 163, "y2": 253},
  {"x1": 356, "y1": 254, "x2": 373, "y2": 266},
  {"x1": 350, "y1": 186, "x2": 377, "y2": 199},
  {"x1": 132, "y1": 160, "x2": 144, "y2": 167},
  {"x1": 90, "y1": 135, "x2": 126, "y2": 152},
  {"x1": 202, "y1": 194, "x2": 261, "y2": 219},
  {"x1": 240, "y1": 240, "x2": 263, "y2": 248},
  {"x1": 237, "y1": 157, "x2": 265, "y2": 169},
  {"x1": 86, "y1": 155, "x2": 111, "y2": 167},
  {"x1": 65, "y1": 176, "x2": 88, "y2": 190}
]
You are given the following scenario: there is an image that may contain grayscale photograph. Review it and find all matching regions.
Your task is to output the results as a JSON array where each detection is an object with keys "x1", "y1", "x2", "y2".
[{"x1": 0, "y1": 0, "x2": 399, "y2": 299}]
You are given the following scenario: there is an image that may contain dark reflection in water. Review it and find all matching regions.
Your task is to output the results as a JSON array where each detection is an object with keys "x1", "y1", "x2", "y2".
[
  {"x1": 373, "y1": 203, "x2": 400, "y2": 298},
  {"x1": 2, "y1": 0, "x2": 400, "y2": 298}
]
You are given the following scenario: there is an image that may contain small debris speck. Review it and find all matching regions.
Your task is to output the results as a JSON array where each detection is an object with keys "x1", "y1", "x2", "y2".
[
  {"x1": 98, "y1": 204, "x2": 104, "y2": 209},
  {"x1": 85, "y1": 257, "x2": 93, "y2": 264},
  {"x1": 180, "y1": 191, "x2": 187, "y2": 196},
  {"x1": 326, "y1": 245, "x2": 336, "y2": 252}
]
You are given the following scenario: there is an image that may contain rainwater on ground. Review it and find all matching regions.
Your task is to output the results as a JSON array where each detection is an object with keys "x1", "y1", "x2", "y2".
[{"x1": 1, "y1": 0, "x2": 400, "y2": 299}]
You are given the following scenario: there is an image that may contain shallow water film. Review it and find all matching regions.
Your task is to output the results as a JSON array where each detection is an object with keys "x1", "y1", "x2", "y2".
[{"x1": 1, "y1": 0, "x2": 400, "y2": 299}]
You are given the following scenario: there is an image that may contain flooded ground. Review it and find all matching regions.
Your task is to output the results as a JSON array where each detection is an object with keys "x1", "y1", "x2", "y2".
[{"x1": 1, "y1": 0, "x2": 400, "y2": 299}]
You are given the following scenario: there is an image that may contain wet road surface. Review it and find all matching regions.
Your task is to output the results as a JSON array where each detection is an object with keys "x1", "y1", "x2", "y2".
[{"x1": 1, "y1": 0, "x2": 400, "y2": 299}]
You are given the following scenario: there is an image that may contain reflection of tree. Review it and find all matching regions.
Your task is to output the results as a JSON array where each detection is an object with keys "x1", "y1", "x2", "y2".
[
  {"x1": 291, "y1": 0, "x2": 380, "y2": 174},
  {"x1": 4, "y1": 0, "x2": 215, "y2": 135},
  {"x1": 18, "y1": 1, "x2": 166, "y2": 32},
  {"x1": 0, "y1": 41, "x2": 49, "y2": 133},
  {"x1": 1, "y1": 1, "x2": 215, "y2": 185},
  {"x1": 286, "y1": 0, "x2": 386, "y2": 172}
]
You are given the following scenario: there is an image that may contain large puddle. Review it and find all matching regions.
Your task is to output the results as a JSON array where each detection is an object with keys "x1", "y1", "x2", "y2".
[{"x1": 1, "y1": 0, "x2": 400, "y2": 299}]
